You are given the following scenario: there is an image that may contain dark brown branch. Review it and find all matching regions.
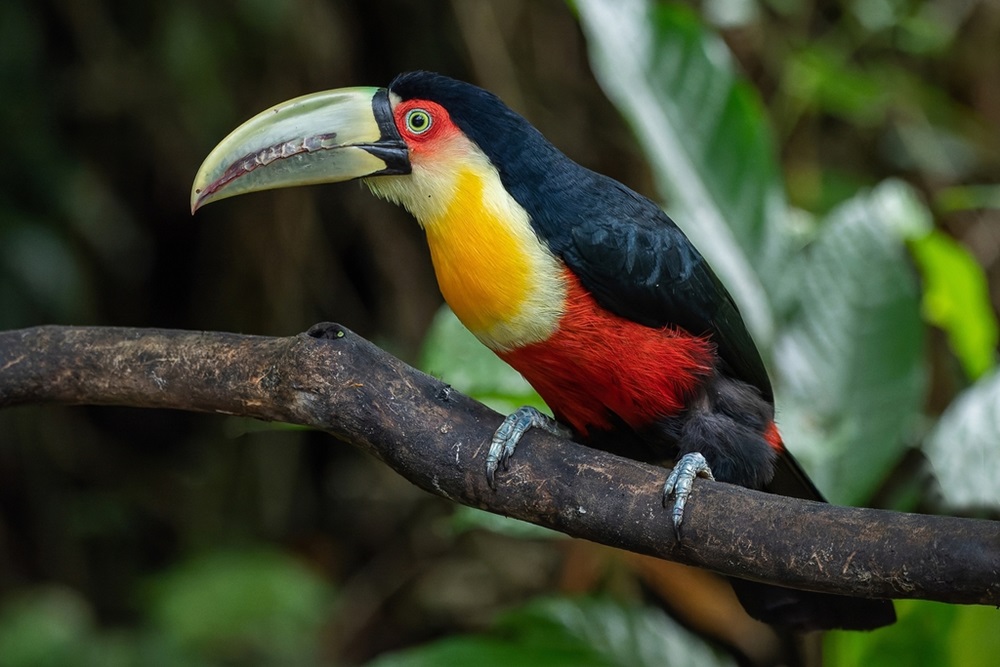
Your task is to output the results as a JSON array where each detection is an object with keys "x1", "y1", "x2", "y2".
[{"x1": 1, "y1": 324, "x2": 997, "y2": 605}]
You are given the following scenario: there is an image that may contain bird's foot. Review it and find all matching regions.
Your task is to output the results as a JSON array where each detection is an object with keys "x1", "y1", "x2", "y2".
[
  {"x1": 662, "y1": 452, "x2": 715, "y2": 539},
  {"x1": 486, "y1": 406, "x2": 569, "y2": 489}
]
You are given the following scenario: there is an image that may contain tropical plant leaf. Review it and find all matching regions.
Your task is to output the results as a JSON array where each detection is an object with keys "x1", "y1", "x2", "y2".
[
  {"x1": 923, "y1": 367, "x2": 1000, "y2": 509},
  {"x1": 910, "y1": 230, "x2": 998, "y2": 379},
  {"x1": 774, "y1": 180, "x2": 927, "y2": 503},
  {"x1": 368, "y1": 597, "x2": 736, "y2": 667},
  {"x1": 496, "y1": 597, "x2": 737, "y2": 667},
  {"x1": 419, "y1": 306, "x2": 547, "y2": 416},
  {"x1": 449, "y1": 506, "x2": 564, "y2": 540},
  {"x1": 575, "y1": 0, "x2": 792, "y2": 345},
  {"x1": 826, "y1": 599, "x2": 1000, "y2": 667}
]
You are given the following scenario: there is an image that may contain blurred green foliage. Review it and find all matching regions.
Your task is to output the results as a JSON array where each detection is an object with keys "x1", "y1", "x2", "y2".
[
  {"x1": 419, "y1": 308, "x2": 548, "y2": 417},
  {"x1": 910, "y1": 229, "x2": 999, "y2": 380},
  {"x1": 371, "y1": 597, "x2": 737, "y2": 667},
  {"x1": 147, "y1": 549, "x2": 333, "y2": 663},
  {"x1": 1, "y1": 0, "x2": 998, "y2": 665},
  {"x1": 826, "y1": 599, "x2": 1000, "y2": 667},
  {"x1": 0, "y1": 549, "x2": 332, "y2": 667}
]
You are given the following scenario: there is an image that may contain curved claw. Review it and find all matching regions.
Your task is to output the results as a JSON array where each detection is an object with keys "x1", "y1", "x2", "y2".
[
  {"x1": 662, "y1": 452, "x2": 715, "y2": 538},
  {"x1": 486, "y1": 406, "x2": 569, "y2": 489}
]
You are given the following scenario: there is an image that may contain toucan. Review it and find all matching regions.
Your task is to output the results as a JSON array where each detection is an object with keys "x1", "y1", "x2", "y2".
[{"x1": 191, "y1": 71, "x2": 895, "y2": 631}]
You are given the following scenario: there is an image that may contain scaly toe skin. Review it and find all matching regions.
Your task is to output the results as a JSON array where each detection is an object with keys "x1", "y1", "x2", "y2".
[
  {"x1": 486, "y1": 406, "x2": 569, "y2": 489},
  {"x1": 662, "y1": 452, "x2": 715, "y2": 538}
]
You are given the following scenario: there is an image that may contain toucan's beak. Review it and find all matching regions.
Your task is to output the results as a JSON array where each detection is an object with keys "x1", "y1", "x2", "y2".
[{"x1": 191, "y1": 87, "x2": 409, "y2": 213}]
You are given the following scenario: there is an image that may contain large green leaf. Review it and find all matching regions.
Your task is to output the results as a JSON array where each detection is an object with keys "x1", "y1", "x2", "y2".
[
  {"x1": 495, "y1": 597, "x2": 736, "y2": 667},
  {"x1": 826, "y1": 599, "x2": 1000, "y2": 667},
  {"x1": 449, "y1": 505, "x2": 564, "y2": 540},
  {"x1": 923, "y1": 367, "x2": 1000, "y2": 509},
  {"x1": 575, "y1": 0, "x2": 792, "y2": 345},
  {"x1": 774, "y1": 180, "x2": 927, "y2": 503},
  {"x1": 368, "y1": 597, "x2": 736, "y2": 667},
  {"x1": 909, "y1": 230, "x2": 998, "y2": 379},
  {"x1": 419, "y1": 306, "x2": 546, "y2": 416}
]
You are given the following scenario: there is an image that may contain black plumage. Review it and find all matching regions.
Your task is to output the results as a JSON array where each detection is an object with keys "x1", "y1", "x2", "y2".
[
  {"x1": 390, "y1": 71, "x2": 771, "y2": 401},
  {"x1": 388, "y1": 72, "x2": 894, "y2": 630}
]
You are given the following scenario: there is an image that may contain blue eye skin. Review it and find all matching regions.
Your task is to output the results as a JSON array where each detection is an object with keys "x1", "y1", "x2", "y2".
[{"x1": 406, "y1": 109, "x2": 432, "y2": 134}]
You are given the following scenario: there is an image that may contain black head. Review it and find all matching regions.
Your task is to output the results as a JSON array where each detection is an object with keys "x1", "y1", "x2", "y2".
[{"x1": 388, "y1": 71, "x2": 565, "y2": 182}]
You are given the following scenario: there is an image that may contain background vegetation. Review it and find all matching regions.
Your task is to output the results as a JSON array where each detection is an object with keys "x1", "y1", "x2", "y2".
[{"x1": 1, "y1": 0, "x2": 998, "y2": 665}]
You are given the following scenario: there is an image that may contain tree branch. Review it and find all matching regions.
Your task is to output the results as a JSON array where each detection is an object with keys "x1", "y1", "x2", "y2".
[{"x1": 1, "y1": 324, "x2": 997, "y2": 605}]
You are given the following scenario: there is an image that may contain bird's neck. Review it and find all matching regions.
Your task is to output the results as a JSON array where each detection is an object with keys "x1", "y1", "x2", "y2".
[
  {"x1": 368, "y1": 152, "x2": 565, "y2": 351},
  {"x1": 423, "y1": 167, "x2": 565, "y2": 351}
]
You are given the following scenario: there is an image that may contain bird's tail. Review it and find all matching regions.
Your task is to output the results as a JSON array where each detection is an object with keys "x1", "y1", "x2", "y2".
[
  {"x1": 728, "y1": 577, "x2": 896, "y2": 631},
  {"x1": 735, "y1": 444, "x2": 896, "y2": 630}
]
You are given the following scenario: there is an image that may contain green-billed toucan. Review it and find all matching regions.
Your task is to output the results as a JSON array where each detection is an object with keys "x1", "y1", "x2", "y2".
[{"x1": 191, "y1": 71, "x2": 895, "y2": 631}]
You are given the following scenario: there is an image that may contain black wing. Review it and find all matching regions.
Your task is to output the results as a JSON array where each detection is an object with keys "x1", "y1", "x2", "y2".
[{"x1": 527, "y1": 170, "x2": 772, "y2": 401}]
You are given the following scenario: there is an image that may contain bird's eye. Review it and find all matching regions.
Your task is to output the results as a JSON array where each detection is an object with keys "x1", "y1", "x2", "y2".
[{"x1": 405, "y1": 108, "x2": 432, "y2": 134}]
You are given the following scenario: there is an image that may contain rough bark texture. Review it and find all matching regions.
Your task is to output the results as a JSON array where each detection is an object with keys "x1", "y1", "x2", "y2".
[{"x1": 1, "y1": 324, "x2": 998, "y2": 605}]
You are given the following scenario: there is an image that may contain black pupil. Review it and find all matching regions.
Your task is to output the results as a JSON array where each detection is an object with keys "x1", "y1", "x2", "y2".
[{"x1": 411, "y1": 112, "x2": 427, "y2": 130}]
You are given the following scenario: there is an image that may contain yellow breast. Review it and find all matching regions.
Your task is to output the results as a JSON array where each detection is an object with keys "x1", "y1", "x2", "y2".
[
  {"x1": 426, "y1": 170, "x2": 528, "y2": 332},
  {"x1": 424, "y1": 169, "x2": 565, "y2": 351},
  {"x1": 364, "y1": 128, "x2": 566, "y2": 351}
]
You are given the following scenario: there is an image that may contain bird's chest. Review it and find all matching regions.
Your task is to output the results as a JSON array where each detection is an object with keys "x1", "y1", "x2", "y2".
[
  {"x1": 422, "y1": 174, "x2": 565, "y2": 351},
  {"x1": 426, "y1": 220, "x2": 530, "y2": 336},
  {"x1": 497, "y1": 272, "x2": 715, "y2": 436}
]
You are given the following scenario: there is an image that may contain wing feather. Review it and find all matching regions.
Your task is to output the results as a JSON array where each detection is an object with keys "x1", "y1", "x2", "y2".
[{"x1": 528, "y1": 171, "x2": 772, "y2": 400}]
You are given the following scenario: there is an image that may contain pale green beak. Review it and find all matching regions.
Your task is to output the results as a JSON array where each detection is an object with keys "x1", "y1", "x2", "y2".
[{"x1": 191, "y1": 87, "x2": 409, "y2": 213}]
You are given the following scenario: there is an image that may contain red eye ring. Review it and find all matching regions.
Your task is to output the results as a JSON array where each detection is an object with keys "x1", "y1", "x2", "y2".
[{"x1": 394, "y1": 100, "x2": 454, "y2": 147}]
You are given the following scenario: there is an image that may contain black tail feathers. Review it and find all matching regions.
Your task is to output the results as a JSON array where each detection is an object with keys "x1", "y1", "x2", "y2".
[{"x1": 729, "y1": 578, "x2": 896, "y2": 631}]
